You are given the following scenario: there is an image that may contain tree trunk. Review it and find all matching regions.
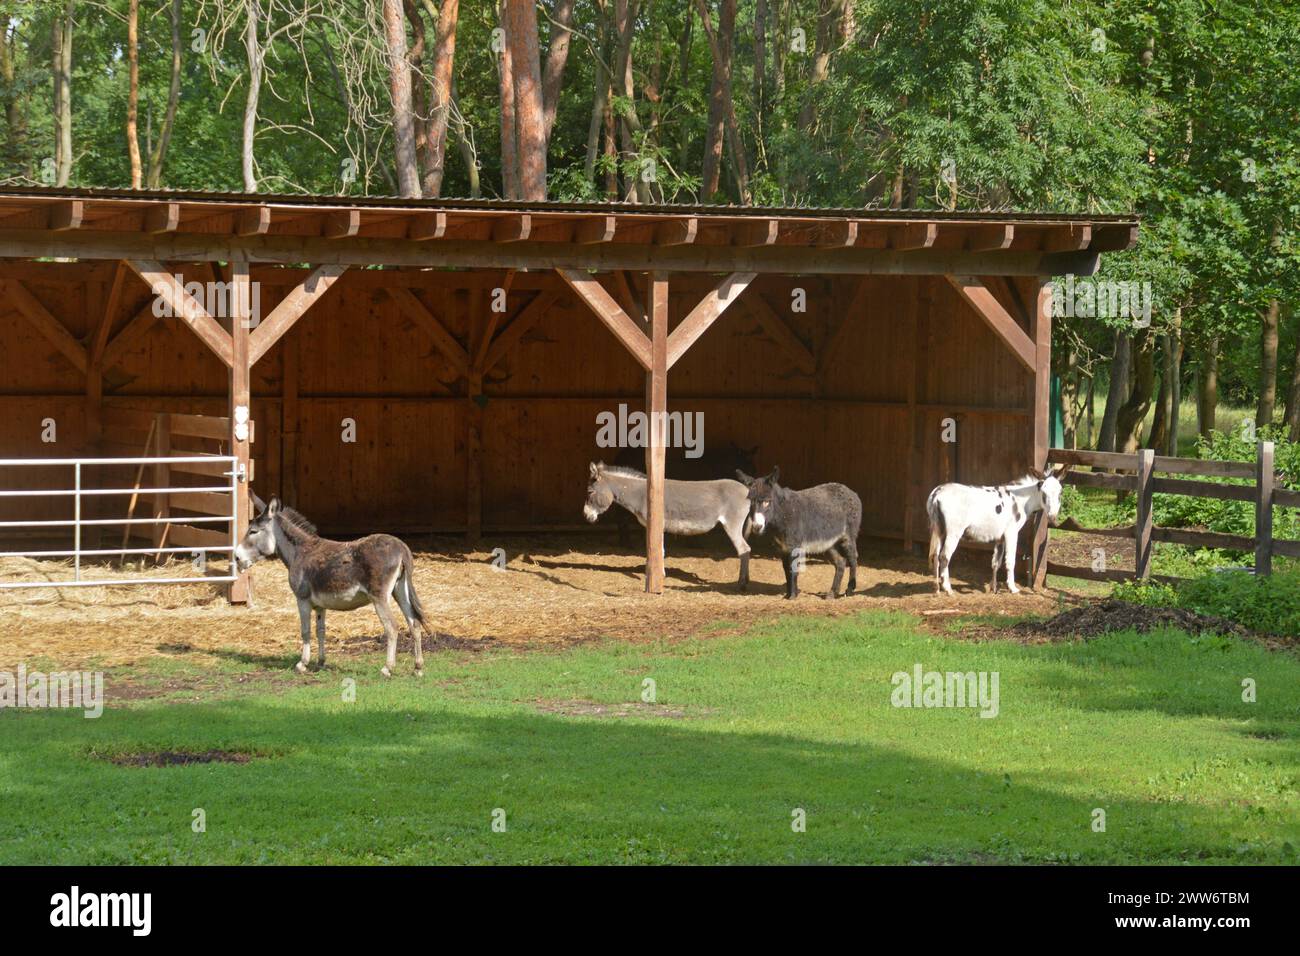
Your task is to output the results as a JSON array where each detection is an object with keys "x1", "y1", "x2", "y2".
[
  {"x1": 1116, "y1": 329, "x2": 1156, "y2": 452},
  {"x1": 1167, "y1": 309, "x2": 1183, "y2": 455},
  {"x1": 697, "y1": 0, "x2": 730, "y2": 199},
  {"x1": 1059, "y1": 350, "x2": 1079, "y2": 450},
  {"x1": 753, "y1": 0, "x2": 767, "y2": 120},
  {"x1": 796, "y1": 0, "x2": 847, "y2": 133},
  {"x1": 1148, "y1": 334, "x2": 1171, "y2": 452},
  {"x1": 1198, "y1": 338, "x2": 1219, "y2": 440},
  {"x1": 1257, "y1": 297, "x2": 1280, "y2": 427},
  {"x1": 0, "y1": 16, "x2": 31, "y2": 175},
  {"x1": 1282, "y1": 308, "x2": 1300, "y2": 441},
  {"x1": 540, "y1": 0, "x2": 574, "y2": 146},
  {"x1": 52, "y1": 1, "x2": 74, "y2": 186},
  {"x1": 449, "y1": 77, "x2": 480, "y2": 197},
  {"x1": 497, "y1": 4, "x2": 520, "y2": 200},
  {"x1": 147, "y1": 0, "x2": 182, "y2": 188},
  {"x1": 417, "y1": 0, "x2": 459, "y2": 197},
  {"x1": 126, "y1": 0, "x2": 142, "y2": 188},
  {"x1": 241, "y1": 1, "x2": 263, "y2": 192},
  {"x1": 614, "y1": 0, "x2": 645, "y2": 202},
  {"x1": 384, "y1": 0, "x2": 421, "y2": 198},
  {"x1": 504, "y1": 0, "x2": 546, "y2": 201},
  {"x1": 1097, "y1": 331, "x2": 1130, "y2": 452}
]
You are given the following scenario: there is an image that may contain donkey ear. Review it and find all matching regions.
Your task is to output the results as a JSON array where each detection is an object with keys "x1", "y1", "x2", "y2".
[
  {"x1": 1028, "y1": 467, "x2": 1046, "y2": 481},
  {"x1": 251, "y1": 492, "x2": 267, "y2": 515},
  {"x1": 589, "y1": 462, "x2": 600, "y2": 478},
  {"x1": 1052, "y1": 463, "x2": 1072, "y2": 479},
  {"x1": 267, "y1": 497, "x2": 281, "y2": 516},
  {"x1": 735, "y1": 470, "x2": 755, "y2": 486},
  {"x1": 768, "y1": 466, "x2": 780, "y2": 483}
]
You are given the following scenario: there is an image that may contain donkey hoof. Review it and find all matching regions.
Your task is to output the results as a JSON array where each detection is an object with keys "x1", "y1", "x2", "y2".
[
  {"x1": 294, "y1": 661, "x2": 308, "y2": 675},
  {"x1": 381, "y1": 665, "x2": 393, "y2": 678},
  {"x1": 414, "y1": 667, "x2": 424, "y2": 677}
]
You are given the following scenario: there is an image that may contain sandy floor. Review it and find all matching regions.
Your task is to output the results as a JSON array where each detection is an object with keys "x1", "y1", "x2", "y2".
[{"x1": 0, "y1": 532, "x2": 1083, "y2": 670}]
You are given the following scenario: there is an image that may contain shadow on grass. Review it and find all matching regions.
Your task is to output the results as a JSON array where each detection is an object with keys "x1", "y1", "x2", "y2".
[{"x1": 0, "y1": 686, "x2": 1289, "y2": 866}]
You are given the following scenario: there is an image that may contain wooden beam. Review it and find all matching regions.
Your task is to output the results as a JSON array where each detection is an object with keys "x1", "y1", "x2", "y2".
[
  {"x1": 1042, "y1": 224, "x2": 1092, "y2": 252},
  {"x1": 745, "y1": 292, "x2": 815, "y2": 374},
  {"x1": 386, "y1": 285, "x2": 470, "y2": 375},
  {"x1": 3, "y1": 279, "x2": 88, "y2": 373},
  {"x1": 124, "y1": 259, "x2": 233, "y2": 367},
  {"x1": 322, "y1": 209, "x2": 360, "y2": 239},
  {"x1": 1029, "y1": 278, "x2": 1052, "y2": 588},
  {"x1": 733, "y1": 219, "x2": 779, "y2": 247},
  {"x1": 492, "y1": 214, "x2": 532, "y2": 242},
  {"x1": 482, "y1": 291, "x2": 559, "y2": 372},
  {"x1": 235, "y1": 205, "x2": 271, "y2": 237},
  {"x1": 0, "y1": 228, "x2": 1075, "y2": 276},
  {"x1": 891, "y1": 223, "x2": 937, "y2": 250},
  {"x1": 143, "y1": 203, "x2": 180, "y2": 234},
  {"x1": 654, "y1": 218, "x2": 697, "y2": 246},
  {"x1": 665, "y1": 272, "x2": 756, "y2": 369},
  {"x1": 816, "y1": 220, "x2": 858, "y2": 248},
  {"x1": 1090, "y1": 223, "x2": 1138, "y2": 252},
  {"x1": 409, "y1": 211, "x2": 447, "y2": 240},
  {"x1": 100, "y1": 302, "x2": 161, "y2": 370},
  {"x1": 574, "y1": 215, "x2": 617, "y2": 244},
  {"x1": 556, "y1": 268, "x2": 652, "y2": 369},
  {"x1": 944, "y1": 274, "x2": 1036, "y2": 373},
  {"x1": 49, "y1": 199, "x2": 83, "y2": 231},
  {"x1": 645, "y1": 272, "x2": 669, "y2": 594},
  {"x1": 967, "y1": 224, "x2": 1014, "y2": 251},
  {"x1": 248, "y1": 264, "x2": 347, "y2": 365}
]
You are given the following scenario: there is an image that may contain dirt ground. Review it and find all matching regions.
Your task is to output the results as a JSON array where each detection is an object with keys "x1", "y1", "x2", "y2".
[{"x1": 0, "y1": 531, "x2": 1084, "y2": 671}]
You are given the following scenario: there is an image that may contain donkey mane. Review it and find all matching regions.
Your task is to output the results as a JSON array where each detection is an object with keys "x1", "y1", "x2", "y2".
[
  {"x1": 277, "y1": 506, "x2": 317, "y2": 535},
  {"x1": 600, "y1": 464, "x2": 646, "y2": 479}
]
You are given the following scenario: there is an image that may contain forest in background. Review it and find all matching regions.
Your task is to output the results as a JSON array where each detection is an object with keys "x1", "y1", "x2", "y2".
[{"x1": 0, "y1": 0, "x2": 1297, "y2": 454}]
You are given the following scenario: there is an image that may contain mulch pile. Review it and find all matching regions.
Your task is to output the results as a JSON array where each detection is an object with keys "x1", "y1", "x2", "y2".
[{"x1": 1016, "y1": 599, "x2": 1251, "y2": 640}]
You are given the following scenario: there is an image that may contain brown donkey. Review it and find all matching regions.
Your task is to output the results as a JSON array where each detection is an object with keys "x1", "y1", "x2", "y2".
[{"x1": 234, "y1": 495, "x2": 431, "y2": 676}]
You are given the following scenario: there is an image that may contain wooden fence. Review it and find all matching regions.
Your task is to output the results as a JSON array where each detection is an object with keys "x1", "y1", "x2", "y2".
[
  {"x1": 1044, "y1": 442, "x2": 1297, "y2": 582},
  {"x1": 102, "y1": 405, "x2": 253, "y2": 553}
]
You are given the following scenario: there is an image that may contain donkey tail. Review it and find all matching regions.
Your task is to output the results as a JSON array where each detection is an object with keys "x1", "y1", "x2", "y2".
[
  {"x1": 926, "y1": 489, "x2": 946, "y2": 567},
  {"x1": 401, "y1": 545, "x2": 427, "y2": 625}
]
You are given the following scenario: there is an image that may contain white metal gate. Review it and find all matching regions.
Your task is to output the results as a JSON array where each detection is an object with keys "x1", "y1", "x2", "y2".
[{"x1": 0, "y1": 456, "x2": 241, "y2": 589}]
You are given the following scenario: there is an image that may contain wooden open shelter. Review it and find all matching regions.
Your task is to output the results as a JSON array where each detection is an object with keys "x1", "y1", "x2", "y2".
[{"x1": 0, "y1": 187, "x2": 1137, "y2": 601}]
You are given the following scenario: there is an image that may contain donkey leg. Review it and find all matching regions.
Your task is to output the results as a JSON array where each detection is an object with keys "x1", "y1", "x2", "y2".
[
  {"x1": 1004, "y1": 530, "x2": 1021, "y2": 593},
  {"x1": 990, "y1": 541, "x2": 1003, "y2": 594},
  {"x1": 826, "y1": 550, "x2": 846, "y2": 600},
  {"x1": 373, "y1": 598, "x2": 402, "y2": 677},
  {"x1": 941, "y1": 536, "x2": 959, "y2": 595},
  {"x1": 786, "y1": 555, "x2": 801, "y2": 600},
  {"x1": 842, "y1": 539, "x2": 858, "y2": 596},
  {"x1": 295, "y1": 599, "x2": 312, "y2": 674},
  {"x1": 392, "y1": 575, "x2": 424, "y2": 676},
  {"x1": 723, "y1": 521, "x2": 751, "y2": 592},
  {"x1": 316, "y1": 609, "x2": 327, "y2": 666}
]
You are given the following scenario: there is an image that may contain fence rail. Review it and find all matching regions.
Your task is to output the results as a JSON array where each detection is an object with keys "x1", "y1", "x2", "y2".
[
  {"x1": 0, "y1": 455, "x2": 240, "y2": 590},
  {"x1": 1045, "y1": 441, "x2": 1292, "y2": 581}
]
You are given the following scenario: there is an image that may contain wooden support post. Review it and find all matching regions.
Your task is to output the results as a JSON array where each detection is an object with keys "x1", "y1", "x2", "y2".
[
  {"x1": 281, "y1": 326, "x2": 300, "y2": 508},
  {"x1": 1256, "y1": 440, "x2": 1274, "y2": 576},
  {"x1": 1030, "y1": 278, "x2": 1052, "y2": 588},
  {"x1": 645, "y1": 273, "x2": 669, "y2": 594},
  {"x1": 229, "y1": 262, "x2": 254, "y2": 605},
  {"x1": 151, "y1": 412, "x2": 170, "y2": 555},
  {"x1": 1135, "y1": 447, "x2": 1155, "y2": 580},
  {"x1": 466, "y1": 289, "x2": 484, "y2": 545},
  {"x1": 902, "y1": 277, "x2": 919, "y2": 551}
]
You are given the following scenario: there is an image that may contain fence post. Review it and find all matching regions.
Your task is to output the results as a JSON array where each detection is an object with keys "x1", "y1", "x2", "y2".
[
  {"x1": 1256, "y1": 440, "x2": 1274, "y2": 576},
  {"x1": 1135, "y1": 448, "x2": 1155, "y2": 579}
]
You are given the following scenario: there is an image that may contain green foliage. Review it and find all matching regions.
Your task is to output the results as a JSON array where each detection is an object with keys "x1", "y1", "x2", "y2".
[
  {"x1": 1154, "y1": 428, "x2": 1300, "y2": 541},
  {"x1": 1114, "y1": 565, "x2": 1300, "y2": 635}
]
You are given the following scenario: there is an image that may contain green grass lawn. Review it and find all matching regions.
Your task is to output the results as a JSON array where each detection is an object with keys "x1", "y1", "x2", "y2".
[{"x1": 2, "y1": 612, "x2": 1297, "y2": 864}]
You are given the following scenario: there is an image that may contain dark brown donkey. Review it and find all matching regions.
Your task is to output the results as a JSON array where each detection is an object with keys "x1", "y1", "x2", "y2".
[{"x1": 234, "y1": 495, "x2": 431, "y2": 676}]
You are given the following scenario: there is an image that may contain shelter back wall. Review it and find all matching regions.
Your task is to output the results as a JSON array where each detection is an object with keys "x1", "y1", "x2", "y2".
[{"x1": 0, "y1": 265, "x2": 1036, "y2": 539}]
